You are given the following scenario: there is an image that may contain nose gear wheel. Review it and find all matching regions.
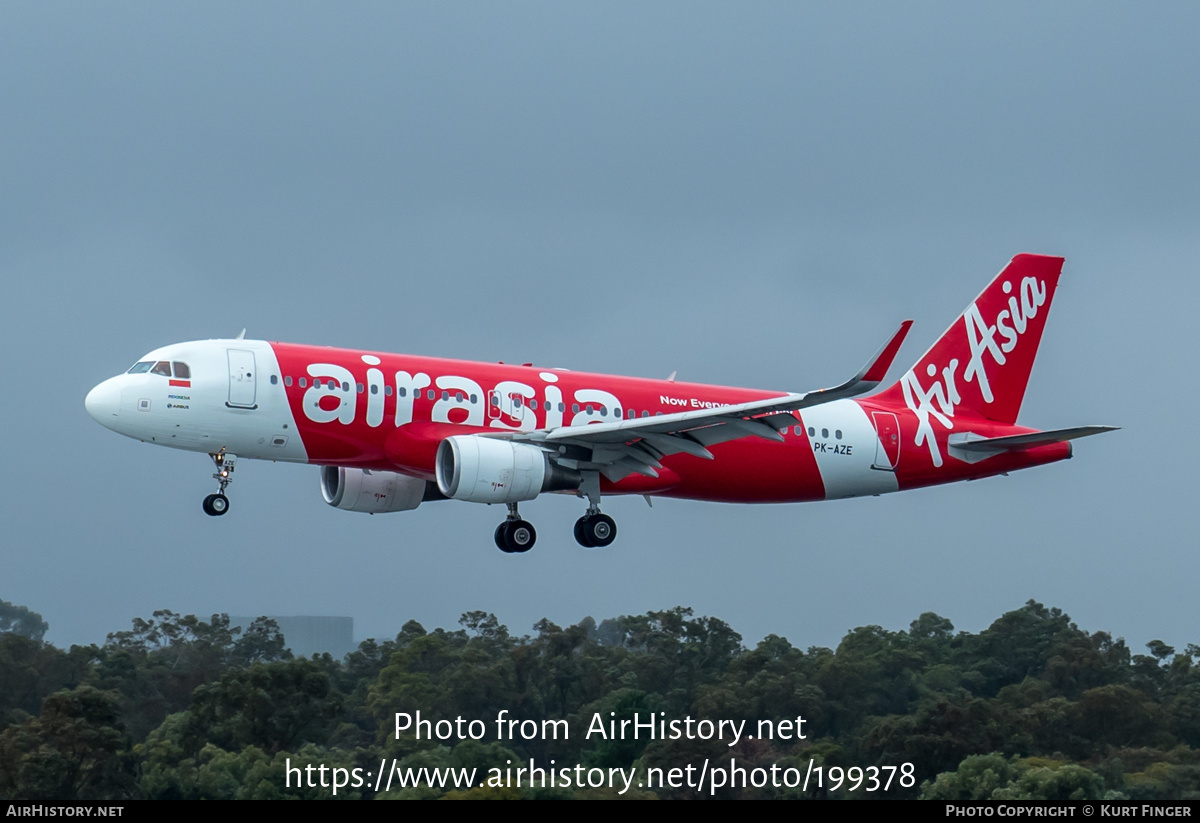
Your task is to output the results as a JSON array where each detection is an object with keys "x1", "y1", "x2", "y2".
[{"x1": 203, "y1": 450, "x2": 237, "y2": 517}]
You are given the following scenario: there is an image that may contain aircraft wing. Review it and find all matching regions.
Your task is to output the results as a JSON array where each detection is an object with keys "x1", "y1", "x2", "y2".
[{"x1": 513, "y1": 321, "x2": 912, "y2": 482}]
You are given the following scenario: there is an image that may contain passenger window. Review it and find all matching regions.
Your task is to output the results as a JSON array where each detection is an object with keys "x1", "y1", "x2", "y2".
[
  {"x1": 270, "y1": 375, "x2": 278, "y2": 385},
  {"x1": 370, "y1": 384, "x2": 378, "y2": 394},
  {"x1": 835, "y1": 430, "x2": 842, "y2": 440},
  {"x1": 470, "y1": 394, "x2": 478, "y2": 404},
  {"x1": 821, "y1": 428, "x2": 829, "y2": 438},
  {"x1": 794, "y1": 425, "x2": 802, "y2": 435},
  {"x1": 642, "y1": 411, "x2": 650, "y2": 418},
  {"x1": 299, "y1": 378, "x2": 308, "y2": 388},
  {"x1": 342, "y1": 382, "x2": 350, "y2": 392},
  {"x1": 808, "y1": 427, "x2": 815, "y2": 437},
  {"x1": 173, "y1": 362, "x2": 190, "y2": 379},
  {"x1": 356, "y1": 383, "x2": 364, "y2": 393},
  {"x1": 572, "y1": 404, "x2": 580, "y2": 413},
  {"x1": 427, "y1": 390, "x2": 435, "y2": 400},
  {"x1": 284, "y1": 376, "x2": 292, "y2": 387}
]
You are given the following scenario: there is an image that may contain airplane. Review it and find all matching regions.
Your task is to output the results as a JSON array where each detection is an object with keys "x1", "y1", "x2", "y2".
[{"x1": 85, "y1": 253, "x2": 1115, "y2": 553}]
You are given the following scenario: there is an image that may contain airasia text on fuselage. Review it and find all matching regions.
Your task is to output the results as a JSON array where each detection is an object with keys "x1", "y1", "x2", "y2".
[{"x1": 300, "y1": 359, "x2": 625, "y2": 433}]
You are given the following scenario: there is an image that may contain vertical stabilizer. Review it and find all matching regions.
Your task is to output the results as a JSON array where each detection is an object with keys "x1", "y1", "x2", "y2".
[{"x1": 872, "y1": 254, "x2": 1063, "y2": 425}]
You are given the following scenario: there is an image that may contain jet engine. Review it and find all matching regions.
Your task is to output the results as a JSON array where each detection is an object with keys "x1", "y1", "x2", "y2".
[
  {"x1": 436, "y1": 436, "x2": 581, "y2": 504},
  {"x1": 320, "y1": 467, "x2": 428, "y2": 513}
]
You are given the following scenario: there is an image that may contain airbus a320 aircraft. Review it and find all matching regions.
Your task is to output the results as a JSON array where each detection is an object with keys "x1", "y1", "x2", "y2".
[{"x1": 86, "y1": 254, "x2": 1114, "y2": 553}]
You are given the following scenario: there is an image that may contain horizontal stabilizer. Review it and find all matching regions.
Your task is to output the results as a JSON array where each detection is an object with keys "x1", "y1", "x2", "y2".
[{"x1": 948, "y1": 425, "x2": 1118, "y2": 463}]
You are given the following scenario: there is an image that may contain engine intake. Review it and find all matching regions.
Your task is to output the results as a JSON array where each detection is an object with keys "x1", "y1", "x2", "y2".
[
  {"x1": 320, "y1": 466, "x2": 428, "y2": 513},
  {"x1": 436, "y1": 436, "x2": 581, "y2": 504}
]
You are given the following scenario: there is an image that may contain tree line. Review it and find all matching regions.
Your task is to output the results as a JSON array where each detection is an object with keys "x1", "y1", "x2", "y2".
[{"x1": 1, "y1": 597, "x2": 1197, "y2": 799}]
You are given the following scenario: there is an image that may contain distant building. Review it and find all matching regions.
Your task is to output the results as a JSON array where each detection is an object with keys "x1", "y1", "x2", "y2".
[{"x1": 230, "y1": 615, "x2": 355, "y2": 659}]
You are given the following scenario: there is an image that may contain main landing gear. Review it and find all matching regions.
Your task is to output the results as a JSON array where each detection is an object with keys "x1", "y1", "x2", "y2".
[
  {"x1": 495, "y1": 503, "x2": 536, "y2": 553},
  {"x1": 490, "y1": 473, "x2": 619, "y2": 553},
  {"x1": 574, "y1": 511, "x2": 617, "y2": 548},
  {"x1": 573, "y1": 470, "x2": 616, "y2": 548},
  {"x1": 202, "y1": 450, "x2": 237, "y2": 517}
]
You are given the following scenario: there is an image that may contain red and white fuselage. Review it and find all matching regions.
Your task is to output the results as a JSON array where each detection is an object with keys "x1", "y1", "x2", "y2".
[{"x1": 84, "y1": 254, "x2": 1114, "y2": 550}]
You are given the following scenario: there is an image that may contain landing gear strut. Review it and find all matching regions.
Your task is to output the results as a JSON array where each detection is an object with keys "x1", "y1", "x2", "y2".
[
  {"x1": 202, "y1": 450, "x2": 237, "y2": 517},
  {"x1": 494, "y1": 502, "x2": 536, "y2": 553},
  {"x1": 573, "y1": 471, "x2": 617, "y2": 548}
]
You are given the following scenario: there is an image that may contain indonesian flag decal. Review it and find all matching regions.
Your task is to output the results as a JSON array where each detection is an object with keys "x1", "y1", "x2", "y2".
[{"x1": 170, "y1": 379, "x2": 191, "y2": 388}]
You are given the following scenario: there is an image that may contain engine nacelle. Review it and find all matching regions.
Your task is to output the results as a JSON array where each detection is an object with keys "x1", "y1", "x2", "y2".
[
  {"x1": 320, "y1": 467, "x2": 428, "y2": 514},
  {"x1": 436, "y1": 436, "x2": 581, "y2": 504}
]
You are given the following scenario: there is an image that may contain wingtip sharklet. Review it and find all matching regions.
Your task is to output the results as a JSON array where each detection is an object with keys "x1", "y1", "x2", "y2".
[{"x1": 858, "y1": 320, "x2": 913, "y2": 386}]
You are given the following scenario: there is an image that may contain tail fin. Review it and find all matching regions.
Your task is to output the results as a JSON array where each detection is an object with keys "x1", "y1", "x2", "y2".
[{"x1": 873, "y1": 254, "x2": 1063, "y2": 425}]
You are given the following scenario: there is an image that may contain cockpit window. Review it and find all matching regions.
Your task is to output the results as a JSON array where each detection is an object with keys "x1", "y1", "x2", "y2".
[{"x1": 128, "y1": 360, "x2": 191, "y2": 378}]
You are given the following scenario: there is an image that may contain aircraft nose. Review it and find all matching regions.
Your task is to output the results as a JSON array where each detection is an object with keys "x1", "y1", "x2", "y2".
[{"x1": 85, "y1": 377, "x2": 122, "y2": 424}]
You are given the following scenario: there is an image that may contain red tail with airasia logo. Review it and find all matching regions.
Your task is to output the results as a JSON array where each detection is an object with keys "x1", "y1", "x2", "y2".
[
  {"x1": 873, "y1": 253, "x2": 1061, "y2": 427},
  {"x1": 85, "y1": 253, "x2": 1116, "y2": 553},
  {"x1": 862, "y1": 255, "x2": 1113, "y2": 493}
]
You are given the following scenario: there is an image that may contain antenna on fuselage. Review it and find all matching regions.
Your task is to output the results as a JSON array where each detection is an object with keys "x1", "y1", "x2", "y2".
[{"x1": 235, "y1": 329, "x2": 246, "y2": 340}]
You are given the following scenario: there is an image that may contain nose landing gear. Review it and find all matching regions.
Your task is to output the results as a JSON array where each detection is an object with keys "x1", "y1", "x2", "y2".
[{"x1": 202, "y1": 450, "x2": 237, "y2": 517}]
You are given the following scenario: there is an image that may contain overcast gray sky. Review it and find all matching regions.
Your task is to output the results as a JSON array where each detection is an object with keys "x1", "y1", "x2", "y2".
[{"x1": 2, "y1": 2, "x2": 1195, "y2": 655}]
